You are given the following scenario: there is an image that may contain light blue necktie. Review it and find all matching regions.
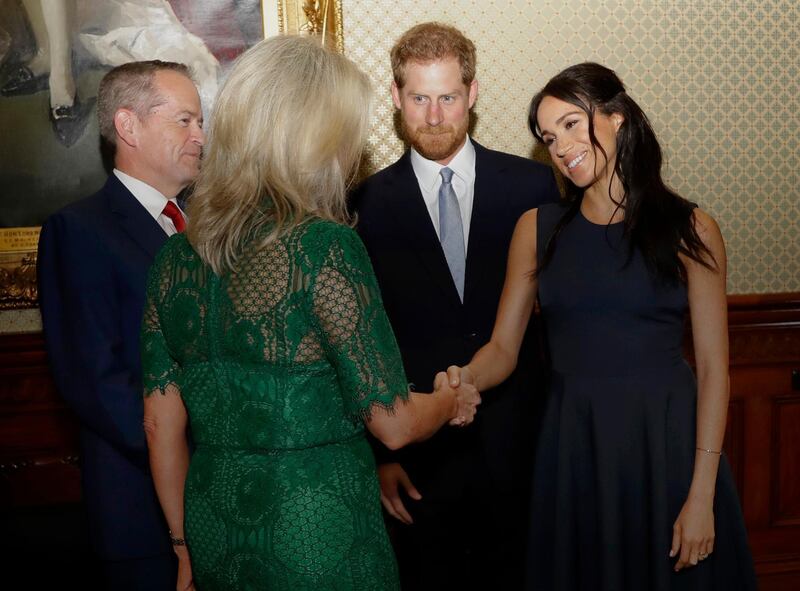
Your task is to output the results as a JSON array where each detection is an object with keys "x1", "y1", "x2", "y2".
[{"x1": 438, "y1": 167, "x2": 465, "y2": 301}]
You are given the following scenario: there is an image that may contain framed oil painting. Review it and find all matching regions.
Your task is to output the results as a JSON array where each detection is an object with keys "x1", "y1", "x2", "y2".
[
  {"x1": 272, "y1": 0, "x2": 343, "y2": 52},
  {"x1": 0, "y1": 0, "x2": 341, "y2": 319}
]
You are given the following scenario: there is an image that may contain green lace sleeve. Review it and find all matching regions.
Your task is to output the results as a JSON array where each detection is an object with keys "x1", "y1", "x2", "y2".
[
  {"x1": 140, "y1": 238, "x2": 181, "y2": 397},
  {"x1": 309, "y1": 224, "x2": 409, "y2": 421}
]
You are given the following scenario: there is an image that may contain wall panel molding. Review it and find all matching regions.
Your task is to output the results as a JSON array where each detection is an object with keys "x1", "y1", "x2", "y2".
[
  {"x1": 772, "y1": 397, "x2": 800, "y2": 527},
  {"x1": 0, "y1": 332, "x2": 80, "y2": 506},
  {"x1": 725, "y1": 293, "x2": 800, "y2": 590}
]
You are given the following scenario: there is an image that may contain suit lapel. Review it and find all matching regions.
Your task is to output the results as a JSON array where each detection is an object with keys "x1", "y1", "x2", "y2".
[
  {"x1": 104, "y1": 174, "x2": 168, "y2": 260},
  {"x1": 385, "y1": 153, "x2": 462, "y2": 304},
  {"x1": 464, "y1": 142, "x2": 509, "y2": 303}
]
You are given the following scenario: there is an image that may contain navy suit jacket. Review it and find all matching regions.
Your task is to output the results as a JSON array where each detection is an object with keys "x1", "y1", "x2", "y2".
[
  {"x1": 38, "y1": 174, "x2": 172, "y2": 561},
  {"x1": 352, "y1": 141, "x2": 560, "y2": 500}
]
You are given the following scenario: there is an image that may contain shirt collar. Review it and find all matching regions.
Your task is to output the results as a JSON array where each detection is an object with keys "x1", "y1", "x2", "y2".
[
  {"x1": 113, "y1": 169, "x2": 175, "y2": 221},
  {"x1": 410, "y1": 135, "x2": 476, "y2": 191}
]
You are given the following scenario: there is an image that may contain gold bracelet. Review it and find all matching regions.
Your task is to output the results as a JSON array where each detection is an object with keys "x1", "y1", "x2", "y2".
[{"x1": 696, "y1": 447, "x2": 722, "y2": 455}]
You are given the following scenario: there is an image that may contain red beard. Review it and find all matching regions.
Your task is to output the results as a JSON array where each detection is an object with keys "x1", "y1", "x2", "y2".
[{"x1": 401, "y1": 119, "x2": 468, "y2": 162}]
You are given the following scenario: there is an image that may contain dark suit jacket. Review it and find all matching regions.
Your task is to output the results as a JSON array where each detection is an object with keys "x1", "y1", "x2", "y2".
[
  {"x1": 38, "y1": 174, "x2": 172, "y2": 561},
  {"x1": 352, "y1": 141, "x2": 560, "y2": 500}
]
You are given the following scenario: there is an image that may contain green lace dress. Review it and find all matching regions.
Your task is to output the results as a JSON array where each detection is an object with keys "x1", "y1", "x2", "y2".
[{"x1": 141, "y1": 220, "x2": 407, "y2": 590}]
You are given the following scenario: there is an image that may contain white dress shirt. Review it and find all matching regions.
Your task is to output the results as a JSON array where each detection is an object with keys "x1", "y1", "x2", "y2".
[
  {"x1": 113, "y1": 169, "x2": 185, "y2": 236},
  {"x1": 410, "y1": 136, "x2": 476, "y2": 254}
]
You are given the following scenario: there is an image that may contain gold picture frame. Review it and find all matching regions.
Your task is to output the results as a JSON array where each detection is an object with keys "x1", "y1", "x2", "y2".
[
  {"x1": 0, "y1": 227, "x2": 39, "y2": 310},
  {"x1": 266, "y1": 0, "x2": 344, "y2": 52}
]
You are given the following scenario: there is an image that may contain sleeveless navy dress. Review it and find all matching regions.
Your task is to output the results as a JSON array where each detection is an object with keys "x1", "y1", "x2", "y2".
[{"x1": 527, "y1": 203, "x2": 756, "y2": 590}]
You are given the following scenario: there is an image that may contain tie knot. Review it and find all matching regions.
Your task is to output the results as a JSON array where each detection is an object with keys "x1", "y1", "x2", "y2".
[
  {"x1": 440, "y1": 167, "x2": 454, "y2": 184},
  {"x1": 162, "y1": 201, "x2": 186, "y2": 233}
]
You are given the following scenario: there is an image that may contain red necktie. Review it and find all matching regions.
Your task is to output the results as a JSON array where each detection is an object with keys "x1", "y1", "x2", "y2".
[{"x1": 162, "y1": 201, "x2": 186, "y2": 233}]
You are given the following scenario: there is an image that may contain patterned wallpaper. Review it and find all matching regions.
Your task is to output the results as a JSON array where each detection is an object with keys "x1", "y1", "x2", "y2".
[{"x1": 342, "y1": 0, "x2": 799, "y2": 294}]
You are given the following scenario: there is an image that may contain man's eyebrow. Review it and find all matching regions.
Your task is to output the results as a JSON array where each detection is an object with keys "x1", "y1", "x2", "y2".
[{"x1": 406, "y1": 89, "x2": 463, "y2": 96}]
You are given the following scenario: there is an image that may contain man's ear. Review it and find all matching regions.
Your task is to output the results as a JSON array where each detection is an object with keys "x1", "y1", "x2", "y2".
[
  {"x1": 390, "y1": 80, "x2": 403, "y2": 110},
  {"x1": 467, "y1": 79, "x2": 478, "y2": 109},
  {"x1": 114, "y1": 108, "x2": 139, "y2": 148}
]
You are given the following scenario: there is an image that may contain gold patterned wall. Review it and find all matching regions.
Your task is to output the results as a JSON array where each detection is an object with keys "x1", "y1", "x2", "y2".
[{"x1": 342, "y1": 0, "x2": 800, "y2": 294}]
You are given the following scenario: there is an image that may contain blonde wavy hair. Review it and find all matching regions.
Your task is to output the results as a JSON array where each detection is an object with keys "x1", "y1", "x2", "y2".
[{"x1": 186, "y1": 35, "x2": 374, "y2": 274}]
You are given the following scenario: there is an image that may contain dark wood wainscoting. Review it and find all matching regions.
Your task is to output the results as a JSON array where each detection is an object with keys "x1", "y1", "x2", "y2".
[
  {"x1": 725, "y1": 293, "x2": 800, "y2": 591},
  {"x1": 1, "y1": 293, "x2": 799, "y2": 587},
  {"x1": 0, "y1": 332, "x2": 81, "y2": 506}
]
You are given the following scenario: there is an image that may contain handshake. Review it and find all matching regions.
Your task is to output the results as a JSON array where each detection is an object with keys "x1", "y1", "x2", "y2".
[{"x1": 433, "y1": 365, "x2": 481, "y2": 427}]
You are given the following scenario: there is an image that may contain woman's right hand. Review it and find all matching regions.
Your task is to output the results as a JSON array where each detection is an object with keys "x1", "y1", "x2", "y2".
[{"x1": 435, "y1": 367, "x2": 480, "y2": 426}]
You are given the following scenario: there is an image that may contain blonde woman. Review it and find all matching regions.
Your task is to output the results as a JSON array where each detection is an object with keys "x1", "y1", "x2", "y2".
[{"x1": 140, "y1": 36, "x2": 479, "y2": 591}]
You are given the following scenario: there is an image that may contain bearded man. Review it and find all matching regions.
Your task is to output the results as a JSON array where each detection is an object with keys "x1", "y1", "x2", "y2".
[{"x1": 352, "y1": 22, "x2": 560, "y2": 591}]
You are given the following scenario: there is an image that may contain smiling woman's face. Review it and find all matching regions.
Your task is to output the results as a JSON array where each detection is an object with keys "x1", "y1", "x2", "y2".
[{"x1": 536, "y1": 95, "x2": 622, "y2": 191}]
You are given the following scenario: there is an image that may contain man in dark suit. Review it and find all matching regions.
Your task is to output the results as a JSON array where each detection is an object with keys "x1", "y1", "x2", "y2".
[
  {"x1": 352, "y1": 23, "x2": 560, "y2": 590},
  {"x1": 37, "y1": 60, "x2": 204, "y2": 590}
]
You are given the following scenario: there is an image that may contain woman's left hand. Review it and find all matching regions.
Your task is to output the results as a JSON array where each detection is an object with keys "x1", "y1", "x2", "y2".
[{"x1": 670, "y1": 494, "x2": 715, "y2": 571}]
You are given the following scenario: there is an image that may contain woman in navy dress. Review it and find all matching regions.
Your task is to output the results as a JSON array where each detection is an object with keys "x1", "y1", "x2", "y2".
[{"x1": 445, "y1": 63, "x2": 756, "y2": 590}]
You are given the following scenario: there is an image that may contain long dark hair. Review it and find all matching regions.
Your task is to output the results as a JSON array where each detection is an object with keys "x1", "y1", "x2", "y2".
[{"x1": 529, "y1": 63, "x2": 714, "y2": 284}]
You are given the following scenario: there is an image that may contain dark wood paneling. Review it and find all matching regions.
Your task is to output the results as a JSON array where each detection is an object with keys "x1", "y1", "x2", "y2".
[
  {"x1": 726, "y1": 292, "x2": 800, "y2": 591},
  {"x1": 773, "y1": 397, "x2": 800, "y2": 527},
  {"x1": 724, "y1": 398, "x2": 745, "y2": 496},
  {"x1": 1, "y1": 291, "x2": 799, "y2": 587},
  {"x1": 0, "y1": 332, "x2": 81, "y2": 506}
]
